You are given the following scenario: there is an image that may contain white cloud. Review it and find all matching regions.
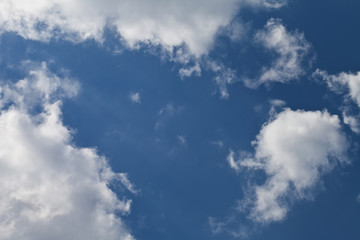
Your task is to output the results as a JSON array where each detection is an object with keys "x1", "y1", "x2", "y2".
[
  {"x1": 357, "y1": 194, "x2": 360, "y2": 203},
  {"x1": 313, "y1": 69, "x2": 360, "y2": 107},
  {"x1": 0, "y1": 0, "x2": 285, "y2": 59},
  {"x1": 269, "y1": 99, "x2": 286, "y2": 107},
  {"x1": 179, "y1": 63, "x2": 201, "y2": 78},
  {"x1": 129, "y1": 92, "x2": 141, "y2": 104},
  {"x1": 269, "y1": 99, "x2": 286, "y2": 116},
  {"x1": 0, "y1": 61, "x2": 79, "y2": 110},
  {"x1": 208, "y1": 61, "x2": 237, "y2": 99},
  {"x1": 0, "y1": 62, "x2": 134, "y2": 240},
  {"x1": 229, "y1": 109, "x2": 348, "y2": 223},
  {"x1": 245, "y1": 19, "x2": 310, "y2": 88},
  {"x1": 342, "y1": 112, "x2": 360, "y2": 134}
]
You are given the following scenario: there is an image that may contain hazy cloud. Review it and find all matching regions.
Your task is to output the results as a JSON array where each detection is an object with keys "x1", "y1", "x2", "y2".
[
  {"x1": 207, "y1": 60, "x2": 237, "y2": 99},
  {"x1": 155, "y1": 103, "x2": 184, "y2": 130},
  {"x1": 129, "y1": 92, "x2": 141, "y2": 103}
]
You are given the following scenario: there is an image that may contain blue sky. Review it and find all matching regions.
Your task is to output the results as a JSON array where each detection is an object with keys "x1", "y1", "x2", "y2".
[{"x1": 0, "y1": 0, "x2": 359, "y2": 240}]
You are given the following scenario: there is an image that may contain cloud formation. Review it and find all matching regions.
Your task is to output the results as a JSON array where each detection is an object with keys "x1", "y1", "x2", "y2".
[
  {"x1": 245, "y1": 19, "x2": 310, "y2": 88},
  {"x1": 0, "y1": 62, "x2": 134, "y2": 240},
  {"x1": 313, "y1": 69, "x2": 360, "y2": 107},
  {"x1": 229, "y1": 109, "x2": 348, "y2": 223},
  {"x1": 207, "y1": 61, "x2": 237, "y2": 99},
  {"x1": 129, "y1": 92, "x2": 141, "y2": 104},
  {"x1": 342, "y1": 112, "x2": 360, "y2": 134},
  {"x1": 0, "y1": 0, "x2": 285, "y2": 59}
]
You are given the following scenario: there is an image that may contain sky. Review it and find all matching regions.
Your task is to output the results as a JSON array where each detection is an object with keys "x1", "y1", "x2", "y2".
[{"x1": 0, "y1": 0, "x2": 359, "y2": 239}]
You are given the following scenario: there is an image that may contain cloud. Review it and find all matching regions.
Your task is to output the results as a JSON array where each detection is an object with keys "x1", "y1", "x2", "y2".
[
  {"x1": 129, "y1": 92, "x2": 141, "y2": 104},
  {"x1": 313, "y1": 69, "x2": 360, "y2": 107},
  {"x1": 209, "y1": 217, "x2": 226, "y2": 235},
  {"x1": 0, "y1": 61, "x2": 134, "y2": 240},
  {"x1": 155, "y1": 103, "x2": 184, "y2": 130},
  {"x1": 229, "y1": 109, "x2": 348, "y2": 223},
  {"x1": 0, "y1": 0, "x2": 285, "y2": 59},
  {"x1": 179, "y1": 63, "x2": 201, "y2": 78},
  {"x1": 177, "y1": 135, "x2": 187, "y2": 146},
  {"x1": 210, "y1": 140, "x2": 224, "y2": 148},
  {"x1": 207, "y1": 61, "x2": 237, "y2": 99},
  {"x1": 357, "y1": 194, "x2": 360, "y2": 203},
  {"x1": 0, "y1": 61, "x2": 79, "y2": 110},
  {"x1": 245, "y1": 19, "x2": 310, "y2": 88},
  {"x1": 269, "y1": 99, "x2": 286, "y2": 116},
  {"x1": 342, "y1": 112, "x2": 360, "y2": 134},
  {"x1": 218, "y1": 18, "x2": 250, "y2": 43}
]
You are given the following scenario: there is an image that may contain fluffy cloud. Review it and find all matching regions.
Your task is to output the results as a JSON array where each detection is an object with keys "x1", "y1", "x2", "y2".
[
  {"x1": 229, "y1": 109, "x2": 348, "y2": 223},
  {"x1": 0, "y1": 0, "x2": 285, "y2": 59},
  {"x1": 313, "y1": 69, "x2": 360, "y2": 107},
  {"x1": 245, "y1": 19, "x2": 310, "y2": 88},
  {"x1": 0, "y1": 62, "x2": 134, "y2": 240},
  {"x1": 342, "y1": 112, "x2": 360, "y2": 134}
]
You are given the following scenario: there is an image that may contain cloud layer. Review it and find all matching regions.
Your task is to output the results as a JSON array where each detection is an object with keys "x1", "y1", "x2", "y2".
[
  {"x1": 0, "y1": 62, "x2": 134, "y2": 240},
  {"x1": 229, "y1": 109, "x2": 348, "y2": 223},
  {"x1": 0, "y1": 0, "x2": 285, "y2": 59}
]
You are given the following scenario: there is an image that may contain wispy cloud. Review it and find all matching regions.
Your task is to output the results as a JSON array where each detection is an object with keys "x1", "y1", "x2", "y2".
[
  {"x1": 179, "y1": 63, "x2": 201, "y2": 78},
  {"x1": 245, "y1": 18, "x2": 311, "y2": 88},
  {"x1": 210, "y1": 140, "x2": 224, "y2": 148},
  {"x1": 155, "y1": 103, "x2": 184, "y2": 130},
  {"x1": 177, "y1": 135, "x2": 187, "y2": 146},
  {"x1": 207, "y1": 60, "x2": 238, "y2": 99},
  {"x1": 129, "y1": 92, "x2": 141, "y2": 103},
  {"x1": 313, "y1": 69, "x2": 360, "y2": 107}
]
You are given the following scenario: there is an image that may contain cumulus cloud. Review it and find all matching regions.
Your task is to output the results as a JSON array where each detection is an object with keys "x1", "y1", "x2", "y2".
[
  {"x1": 0, "y1": 0, "x2": 285, "y2": 59},
  {"x1": 342, "y1": 112, "x2": 360, "y2": 134},
  {"x1": 0, "y1": 61, "x2": 134, "y2": 240},
  {"x1": 245, "y1": 19, "x2": 310, "y2": 88},
  {"x1": 129, "y1": 92, "x2": 141, "y2": 104},
  {"x1": 229, "y1": 109, "x2": 348, "y2": 223},
  {"x1": 313, "y1": 69, "x2": 360, "y2": 107}
]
